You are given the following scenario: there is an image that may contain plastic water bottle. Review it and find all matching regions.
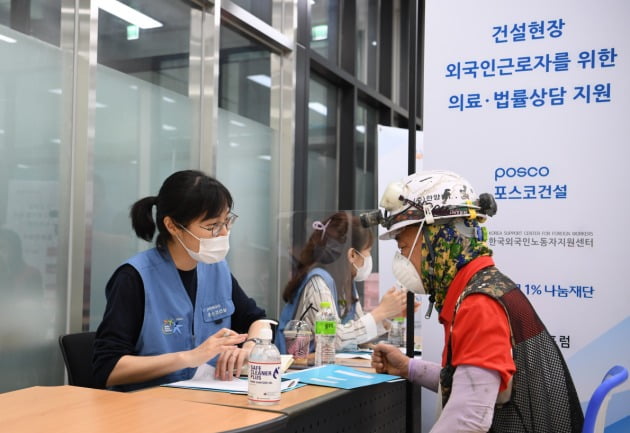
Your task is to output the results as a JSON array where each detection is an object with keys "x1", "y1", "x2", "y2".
[
  {"x1": 388, "y1": 317, "x2": 405, "y2": 347},
  {"x1": 248, "y1": 325, "x2": 281, "y2": 405},
  {"x1": 314, "y1": 301, "x2": 337, "y2": 366}
]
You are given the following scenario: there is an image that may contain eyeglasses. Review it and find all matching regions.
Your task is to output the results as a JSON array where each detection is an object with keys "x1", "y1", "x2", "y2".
[{"x1": 199, "y1": 212, "x2": 238, "y2": 237}]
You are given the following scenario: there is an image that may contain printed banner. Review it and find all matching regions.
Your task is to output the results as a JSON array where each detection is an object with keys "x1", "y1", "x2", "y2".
[{"x1": 421, "y1": 1, "x2": 629, "y2": 431}]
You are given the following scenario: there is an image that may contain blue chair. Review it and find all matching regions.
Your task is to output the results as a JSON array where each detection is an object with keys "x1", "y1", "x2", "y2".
[{"x1": 582, "y1": 365, "x2": 628, "y2": 433}]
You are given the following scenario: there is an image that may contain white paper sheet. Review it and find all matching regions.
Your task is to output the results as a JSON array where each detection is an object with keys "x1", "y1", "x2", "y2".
[{"x1": 163, "y1": 364, "x2": 299, "y2": 394}]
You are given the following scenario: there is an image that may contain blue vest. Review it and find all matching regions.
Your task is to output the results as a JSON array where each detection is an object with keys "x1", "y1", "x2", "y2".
[
  {"x1": 275, "y1": 268, "x2": 358, "y2": 354},
  {"x1": 119, "y1": 248, "x2": 234, "y2": 391}
]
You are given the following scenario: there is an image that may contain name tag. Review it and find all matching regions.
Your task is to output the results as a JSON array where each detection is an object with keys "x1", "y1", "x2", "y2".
[{"x1": 203, "y1": 303, "x2": 230, "y2": 321}]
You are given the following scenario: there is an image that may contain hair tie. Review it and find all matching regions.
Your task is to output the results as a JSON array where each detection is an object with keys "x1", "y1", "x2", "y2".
[{"x1": 312, "y1": 220, "x2": 331, "y2": 240}]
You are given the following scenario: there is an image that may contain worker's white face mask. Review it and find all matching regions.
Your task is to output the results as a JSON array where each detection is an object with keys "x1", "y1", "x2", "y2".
[
  {"x1": 177, "y1": 226, "x2": 230, "y2": 264},
  {"x1": 391, "y1": 225, "x2": 425, "y2": 294}
]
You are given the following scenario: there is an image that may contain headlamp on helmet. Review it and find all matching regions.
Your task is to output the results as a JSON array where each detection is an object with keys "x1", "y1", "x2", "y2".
[{"x1": 360, "y1": 170, "x2": 498, "y2": 240}]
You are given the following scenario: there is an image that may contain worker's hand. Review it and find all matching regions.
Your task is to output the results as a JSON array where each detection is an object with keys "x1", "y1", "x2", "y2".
[
  {"x1": 371, "y1": 286, "x2": 407, "y2": 323},
  {"x1": 214, "y1": 338, "x2": 256, "y2": 381},
  {"x1": 186, "y1": 328, "x2": 246, "y2": 371},
  {"x1": 371, "y1": 343, "x2": 410, "y2": 378}
]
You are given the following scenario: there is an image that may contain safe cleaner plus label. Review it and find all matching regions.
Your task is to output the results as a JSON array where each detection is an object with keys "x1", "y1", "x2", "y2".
[{"x1": 247, "y1": 361, "x2": 281, "y2": 404}]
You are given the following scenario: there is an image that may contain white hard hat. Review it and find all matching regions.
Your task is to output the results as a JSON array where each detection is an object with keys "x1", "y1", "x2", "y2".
[{"x1": 378, "y1": 170, "x2": 496, "y2": 240}]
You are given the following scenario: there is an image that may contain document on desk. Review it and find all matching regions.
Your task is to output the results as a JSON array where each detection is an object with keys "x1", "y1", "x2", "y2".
[
  {"x1": 162, "y1": 364, "x2": 301, "y2": 394},
  {"x1": 335, "y1": 351, "x2": 373, "y2": 367},
  {"x1": 283, "y1": 364, "x2": 402, "y2": 390},
  {"x1": 333, "y1": 348, "x2": 420, "y2": 368}
]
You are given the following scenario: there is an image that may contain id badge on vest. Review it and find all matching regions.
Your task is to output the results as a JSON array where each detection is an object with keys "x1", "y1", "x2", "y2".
[{"x1": 202, "y1": 300, "x2": 235, "y2": 323}]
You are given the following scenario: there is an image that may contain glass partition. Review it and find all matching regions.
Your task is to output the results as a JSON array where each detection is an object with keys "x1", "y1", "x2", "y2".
[
  {"x1": 0, "y1": 24, "x2": 68, "y2": 391},
  {"x1": 230, "y1": 0, "x2": 273, "y2": 24},
  {"x1": 89, "y1": 0, "x2": 199, "y2": 328},
  {"x1": 354, "y1": 101, "x2": 377, "y2": 211},
  {"x1": 307, "y1": 74, "x2": 339, "y2": 216},
  {"x1": 219, "y1": 26, "x2": 271, "y2": 126},
  {"x1": 311, "y1": 0, "x2": 339, "y2": 62},
  {"x1": 0, "y1": 0, "x2": 62, "y2": 47},
  {"x1": 217, "y1": 109, "x2": 276, "y2": 312},
  {"x1": 217, "y1": 25, "x2": 276, "y2": 313},
  {"x1": 277, "y1": 209, "x2": 422, "y2": 352},
  {"x1": 356, "y1": 0, "x2": 379, "y2": 87},
  {"x1": 278, "y1": 210, "x2": 380, "y2": 317}
]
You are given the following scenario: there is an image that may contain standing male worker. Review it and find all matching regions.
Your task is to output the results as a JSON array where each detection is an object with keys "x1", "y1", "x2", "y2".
[{"x1": 367, "y1": 170, "x2": 583, "y2": 433}]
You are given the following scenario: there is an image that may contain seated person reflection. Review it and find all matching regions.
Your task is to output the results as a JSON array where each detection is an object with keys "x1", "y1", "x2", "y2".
[
  {"x1": 276, "y1": 211, "x2": 410, "y2": 354},
  {"x1": 93, "y1": 170, "x2": 267, "y2": 391},
  {"x1": 0, "y1": 228, "x2": 43, "y2": 297}
]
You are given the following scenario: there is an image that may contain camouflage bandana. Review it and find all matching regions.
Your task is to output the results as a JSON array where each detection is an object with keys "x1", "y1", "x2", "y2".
[{"x1": 420, "y1": 219, "x2": 492, "y2": 312}]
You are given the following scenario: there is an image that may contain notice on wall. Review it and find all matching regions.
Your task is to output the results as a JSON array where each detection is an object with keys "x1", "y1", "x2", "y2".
[{"x1": 422, "y1": 0, "x2": 629, "y2": 430}]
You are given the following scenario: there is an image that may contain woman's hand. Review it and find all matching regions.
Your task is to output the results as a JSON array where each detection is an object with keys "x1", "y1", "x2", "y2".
[
  {"x1": 401, "y1": 296, "x2": 422, "y2": 318},
  {"x1": 371, "y1": 342, "x2": 410, "y2": 378},
  {"x1": 214, "y1": 339, "x2": 256, "y2": 380},
  {"x1": 185, "y1": 328, "x2": 246, "y2": 372},
  {"x1": 370, "y1": 286, "x2": 407, "y2": 323}
]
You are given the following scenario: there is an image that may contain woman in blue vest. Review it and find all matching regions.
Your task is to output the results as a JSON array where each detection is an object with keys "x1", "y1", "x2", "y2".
[
  {"x1": 93, "y1": 170, "x2": 267, "y2": 391},
  {"x1": 275, "y1": 211, "x2": 409, "y2": 354}
]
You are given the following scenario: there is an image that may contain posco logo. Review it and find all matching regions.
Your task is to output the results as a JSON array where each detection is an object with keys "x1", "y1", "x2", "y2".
[{"x1": 494, "y1": 166, "x2": 550, "y2": 181}]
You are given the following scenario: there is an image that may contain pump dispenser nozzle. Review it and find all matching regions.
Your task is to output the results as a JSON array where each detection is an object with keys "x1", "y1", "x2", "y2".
[{"x1": 255, "y1": 319, "x2": 278, "y2": 341}]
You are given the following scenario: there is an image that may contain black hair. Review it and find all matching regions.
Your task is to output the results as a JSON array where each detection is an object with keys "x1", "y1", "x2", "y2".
[{"x1": 129, "y1": 170, "x2": 233, "y2": 250}]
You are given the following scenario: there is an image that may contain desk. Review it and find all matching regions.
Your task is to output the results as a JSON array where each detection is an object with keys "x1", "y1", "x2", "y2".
[
  {"x1": 138, "y1": 374, "x2": 422, "y2": 433},
  {"x1": 139, "y1": 382, "x2": 339, "y2": 411},
  {"x1": 0, "y1": 385, "x2": 286, "y2": 433}
]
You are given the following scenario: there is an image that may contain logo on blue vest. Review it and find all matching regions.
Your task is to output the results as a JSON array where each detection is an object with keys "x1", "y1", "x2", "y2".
[{"x1": 162, "y1": 318, "x2": 183, "y2": 335}]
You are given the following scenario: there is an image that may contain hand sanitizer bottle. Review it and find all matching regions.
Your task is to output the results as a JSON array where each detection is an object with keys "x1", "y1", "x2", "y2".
[{"x1": 248, "y1": 320, "x2": 281, "y2": 405}]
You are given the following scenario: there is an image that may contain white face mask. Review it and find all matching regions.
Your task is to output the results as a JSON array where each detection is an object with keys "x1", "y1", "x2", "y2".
[
  {"x1": 392, "y1": 251, "x2": 425, "y2": 294},
  {"x1": 352, "y1": 250, "x2": 373, "y2": 282},
  {"x1": 177, "y1": 227, "x2": 230, "y2": 264},
  {"x1": 391, "y1": 224, "x2": 425, "y2": 294}
]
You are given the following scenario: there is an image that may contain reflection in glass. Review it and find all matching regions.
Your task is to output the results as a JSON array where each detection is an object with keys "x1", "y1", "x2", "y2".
[
  {"x1": 230, "y1": 0, "x2": 272, "y2": 24},
  {"x1": 90, "y1": 0, "x2": 196, "y2": 329},
  {"x1": 0, "y1": 24, "x2": 66, "y2": 391},
  {"x1": 278, "y1": 210, "x2": 381, "y2": 325},
  {"x1": 354, "y1": 102, "x2": 377, "y2": 211},
  {"x1": 354, "y1": 103, "x2": 378, "y2": 282},
  {"x1": 311, "y1": 0, "x2": 339, "y2": 62},
  {"x1": 394, "y1": 0, "x2": 416, "y2": 111},
  {"x1": 391, "y1": 0, "x2": 403, "y2": 106},
  {"x1": 217, "y1": 110, "x2": 275, "y2": 311},
  {"x1": 0, "y1": 0, "x2": 62, "y2": 47},
  {"x1": 356, "y1": 0, "x2": 379, "y2": 87},
  {"x1": 219, "y1": 26, "x2": 271, "y2": 126},
  {"x1": 307, "y1": 75, "x2": 338, "y2": 214},
  {"x1": 218, "y1": 27, "x2": 275, "y2": 313},
  {"x1": 96, "y1": 1, "x2": 190, "y2": 95}
]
